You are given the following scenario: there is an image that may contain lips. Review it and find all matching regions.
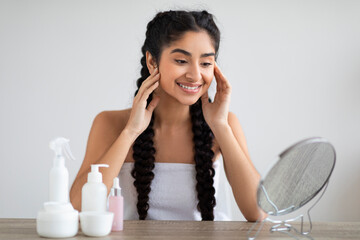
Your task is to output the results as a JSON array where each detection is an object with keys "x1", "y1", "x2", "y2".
[
  {"x1": 176, "y1": 82, "x2": 202, "y2": 93},
  {"x1": 177, "y1": 83, "x2": 201, "y2": 90}
]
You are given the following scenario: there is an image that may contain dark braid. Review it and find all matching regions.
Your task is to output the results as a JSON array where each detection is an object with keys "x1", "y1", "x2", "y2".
[
  {"x1": 190, "y1": 99, "x2": 216, "y2": 220},
  {"x1": 131, "y1": 115, "x2": 155, "y2": 220},
  {"x1": 131, "y1": 45, "x2": 154, "y2": 220},
  {"x1": 131, "y1": 10, "x2": 220, "y2": 220}
]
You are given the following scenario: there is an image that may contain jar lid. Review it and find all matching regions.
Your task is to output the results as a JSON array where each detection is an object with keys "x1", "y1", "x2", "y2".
[{"x1": 37, "y1": 209, "x2": 79, "y2": 222}]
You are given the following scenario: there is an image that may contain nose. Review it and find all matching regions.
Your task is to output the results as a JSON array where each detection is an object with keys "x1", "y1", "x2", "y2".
[{"x1": 185, "y1": 63, "x2": 202, "y2": 82}]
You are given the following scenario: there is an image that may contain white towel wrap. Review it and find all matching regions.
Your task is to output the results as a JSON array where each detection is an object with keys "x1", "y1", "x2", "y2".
[{"x1": 118, "y1": 159, "x2": 230, "y2": 220}]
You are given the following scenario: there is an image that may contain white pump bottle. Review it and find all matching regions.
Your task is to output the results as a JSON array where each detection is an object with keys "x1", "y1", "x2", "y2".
[
  {"x1": 81, "y1": 164, "x2": 109, "y2": 212},
  {"x1": 49, "y1": 137, "x2": 75, "y2": 202}
]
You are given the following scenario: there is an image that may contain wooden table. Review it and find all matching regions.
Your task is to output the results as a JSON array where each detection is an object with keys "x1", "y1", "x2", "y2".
[{"x1": 1, "y1": 218, "x2": 359, "y2": 239}]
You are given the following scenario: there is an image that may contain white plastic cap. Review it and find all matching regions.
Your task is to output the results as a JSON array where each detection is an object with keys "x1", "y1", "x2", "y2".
[
  {"x1": 110, "y1": 177, "x2": 122, "y2": 196},
  {"x1": 88, "y1": 164, "x2": 109, "y2": 183},
  {"x1": 112, "y1": 177, "x2": 120, "y2": 189}
]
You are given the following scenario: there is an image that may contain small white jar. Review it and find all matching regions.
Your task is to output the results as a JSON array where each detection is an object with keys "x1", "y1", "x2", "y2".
[
  {"x1": 80, "y1": 211, "x2": 114, "y2": 237},
  {"x1": 36, "y1": 202, "x2": 79, "y2": 238}
]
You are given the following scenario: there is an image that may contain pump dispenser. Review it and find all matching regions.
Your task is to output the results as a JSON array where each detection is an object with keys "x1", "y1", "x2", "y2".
[
  {"x1": 36, "y1": 137, "x2": 78, "y2": 238},
  {"x1": 81, "y1": 164, "x2": 109, "y2": 212},
  {"x1": 88, "y1": 164, "x2": 108, "y2": 183},
  {"x1": 80, "y1": 164, "x2": 114, "y2": 237}
]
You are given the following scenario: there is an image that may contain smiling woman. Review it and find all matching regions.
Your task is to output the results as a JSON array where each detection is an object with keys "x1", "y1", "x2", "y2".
[{"x1": 70, "y1": 10, "x2": 265, "y2": 222}]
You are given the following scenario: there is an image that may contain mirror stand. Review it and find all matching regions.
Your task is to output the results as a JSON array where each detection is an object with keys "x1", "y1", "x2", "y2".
[{"x1": 247, "y1": 181, "x2": 330, "y2": 240}]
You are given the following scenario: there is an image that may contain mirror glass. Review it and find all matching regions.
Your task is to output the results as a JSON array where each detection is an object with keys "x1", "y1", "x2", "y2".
[{"x1": 257, "y1": 137, "x2": 336, "y2": 216}]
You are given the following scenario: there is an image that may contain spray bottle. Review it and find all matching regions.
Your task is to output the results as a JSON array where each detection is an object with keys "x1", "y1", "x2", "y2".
[
  {"x1": 49, "y1": 137, "x2": 75, "y2": 202},
  {"x1": 36, "y1": 137, "x2": 79, "y2": 238}
]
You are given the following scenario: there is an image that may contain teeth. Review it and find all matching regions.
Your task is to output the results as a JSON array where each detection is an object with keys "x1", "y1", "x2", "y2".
[{"x1": 178, "y1": 83, "x2": 200, "y2": 90}]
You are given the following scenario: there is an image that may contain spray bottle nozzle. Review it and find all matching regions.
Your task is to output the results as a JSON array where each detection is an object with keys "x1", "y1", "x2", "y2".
[{"x1": 49, "y1": 137, "x2": 75, "y2": 161}]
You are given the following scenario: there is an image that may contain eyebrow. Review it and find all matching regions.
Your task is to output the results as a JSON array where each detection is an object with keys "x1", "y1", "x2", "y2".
[{"x1": 170, "y1": 48, "x2": 215, "y2": 58}]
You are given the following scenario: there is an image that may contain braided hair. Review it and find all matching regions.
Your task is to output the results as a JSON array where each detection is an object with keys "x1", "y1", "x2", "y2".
[{"x1": 131, "y1": 10, "x2": 220, "y2": 221}]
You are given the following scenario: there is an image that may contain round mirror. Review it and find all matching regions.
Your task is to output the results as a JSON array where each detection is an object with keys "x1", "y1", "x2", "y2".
[{"x1": 257, "y1": 137, "x2": 336, "y2": 216}]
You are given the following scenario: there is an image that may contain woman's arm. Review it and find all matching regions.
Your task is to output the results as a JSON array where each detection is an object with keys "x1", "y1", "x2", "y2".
[
  {"x1": 69, "y1": 111, "x2": 136, "y2": 211},
  {"x1": 212, "y1": 112, "x2": 266, "y2": 222},
  {"x1": 70, "y1": 67, "x2": 160, "y2": 211},
  {"x1": 201, "y1": 63, "x2": 266, "y2": 221}
]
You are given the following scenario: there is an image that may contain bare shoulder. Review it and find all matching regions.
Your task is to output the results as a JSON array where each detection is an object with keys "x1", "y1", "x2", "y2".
[
  {"x1": 81, "y1": 108, "x2": 132, "y2": 165},
  {"x1": 87, "y1": 109, "x2": 132, "y2": 152},
  {"x1": 93, "y1": 108, "x2": 132, "y2": 135}
]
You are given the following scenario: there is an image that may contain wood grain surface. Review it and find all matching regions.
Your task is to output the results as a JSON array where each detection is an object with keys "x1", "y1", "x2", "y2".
[{"x1": 0, "y1": 218, "x2": 359, "y2": 239}]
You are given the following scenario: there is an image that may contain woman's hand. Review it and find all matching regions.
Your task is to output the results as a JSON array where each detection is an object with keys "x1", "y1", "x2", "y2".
[
  {"x1": 124, "y1": 68, "x2": 160, "y2": 138},
  {"x1": 201, "y1": 62, "x2": 232, "y2": 131}
]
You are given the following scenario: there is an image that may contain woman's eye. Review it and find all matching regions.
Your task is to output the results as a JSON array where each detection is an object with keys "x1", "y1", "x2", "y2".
[
  {"x1": 201, "y1": 62, "x2": 212, "y2": 67},
  {"x1": 175, "y1": 59, "x2": 187, "y2": 64}
]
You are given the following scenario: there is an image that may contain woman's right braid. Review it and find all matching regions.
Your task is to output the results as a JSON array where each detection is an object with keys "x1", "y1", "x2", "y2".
[
  {"x1": 131, "y1": 115, "x2": 155, "y2": 220},
  {"x1": 131, "y1": 44, "x2": 156, "y2": 220}
]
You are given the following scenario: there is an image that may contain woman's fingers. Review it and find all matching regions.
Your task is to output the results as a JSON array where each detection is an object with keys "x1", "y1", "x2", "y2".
[
  {"x1": 141, "y1": 81, "x2": 159, "y2": 103},
  {"x1": 214, "y1": 62, "x2": 231, "y2": 91},
  {"x1": 214, "y1": 63, "x2": 223, "y2": 85},
  {"x1": 201, "y1": 91, "x2": 210, "y2": 106},
  {"x1": 126, "y1": 68, "x2": 160, "y2": 137},
  {"x1": 141, "y1": 68, "x2": 159, "y2": 89},
  {"x1": 135, "y1": 69, "x2": 160, "y2": 100},
  {"x1": 214, "y1": 63, "x2": 223, "y2": 91},
  {"x1": 147, "y1": 95, "x2": 160, "y2": 113}
]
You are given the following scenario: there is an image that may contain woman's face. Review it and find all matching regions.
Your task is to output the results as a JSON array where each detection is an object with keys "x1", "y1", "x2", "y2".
[{"x1": 156, "y1": 31, "x2": 216, "y2": 106}]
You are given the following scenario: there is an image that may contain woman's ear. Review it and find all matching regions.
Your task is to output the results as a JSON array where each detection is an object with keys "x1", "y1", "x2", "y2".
[{"x1": 146, "y1": 51, "x2": 158, "y2": 74}]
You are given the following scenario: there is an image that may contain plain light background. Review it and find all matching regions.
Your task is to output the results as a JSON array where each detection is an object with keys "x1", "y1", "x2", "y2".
[{"x1": 1, "y1": 0, "x2": 359, "y2": 221}]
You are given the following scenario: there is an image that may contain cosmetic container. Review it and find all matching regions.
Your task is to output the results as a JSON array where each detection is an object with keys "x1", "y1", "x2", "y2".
[
  {"x1": 108, "y1": 177, "x2": 124, "y2": 231},
  {"x1": 81, "y1": 164, "x2": 109, "y2": 212},
  {"x1": 36, "y1": 137, "x2": 78, "y2": 238},
  {"x1": 80, "y1": 211, "x2": 114, "y2": 237},
  {"x1": 49, "y1": 137, "x2": 75, "y2": 202},
  {"x1": 37, "y1": 202, "x2": 78, "y2": 238}
]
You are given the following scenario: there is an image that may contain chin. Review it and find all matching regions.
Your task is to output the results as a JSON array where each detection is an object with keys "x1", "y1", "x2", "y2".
[{"x1": 177, "y1": 96, "x2": 201, "y2": 106}]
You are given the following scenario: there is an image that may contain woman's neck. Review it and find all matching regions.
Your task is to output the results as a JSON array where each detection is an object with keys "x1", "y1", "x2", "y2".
[{"x1": 153, "y1": 95, "x2": 191, "y2": 131}]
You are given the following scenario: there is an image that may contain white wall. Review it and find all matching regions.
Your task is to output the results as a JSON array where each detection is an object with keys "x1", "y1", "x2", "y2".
[{"x1": 1, "y1": 0, "x2": 359, "y2": 221}]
